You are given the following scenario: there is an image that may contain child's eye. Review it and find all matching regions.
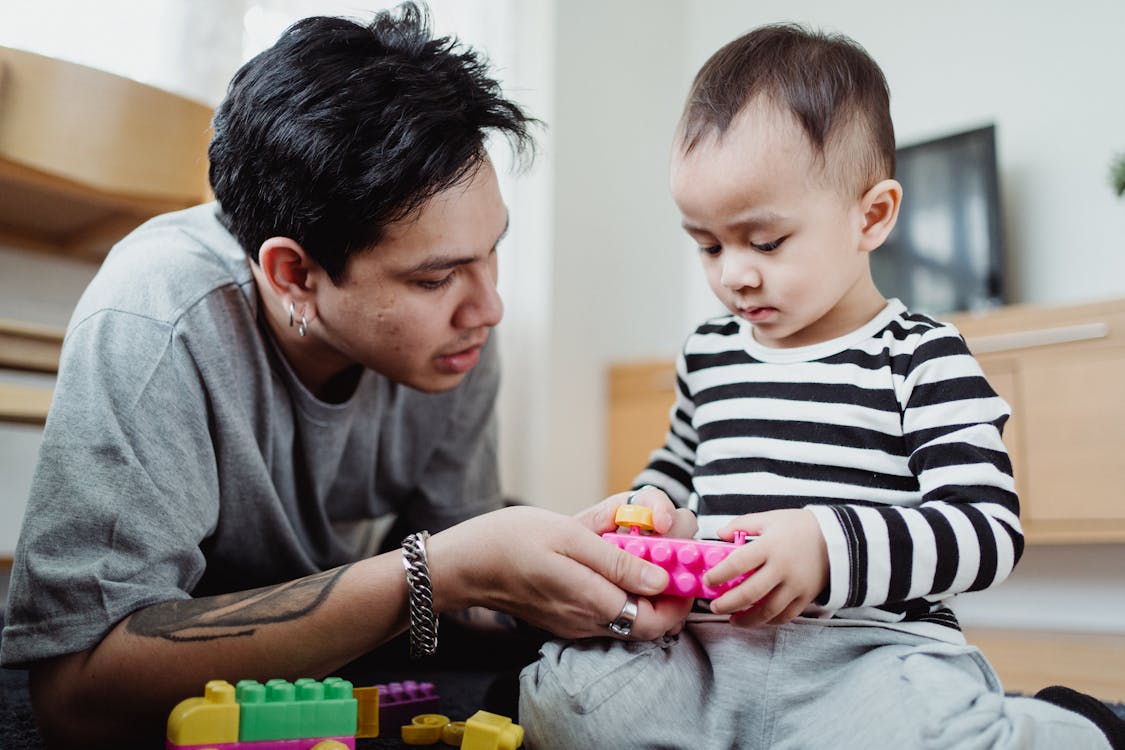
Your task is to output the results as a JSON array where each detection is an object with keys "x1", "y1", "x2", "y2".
[
  {"x1": 751, "y1": 236, "x2": 786, "y2": 252},
  {"x1": 699, "y1": 244, "x2": 722, "y2": 256}
]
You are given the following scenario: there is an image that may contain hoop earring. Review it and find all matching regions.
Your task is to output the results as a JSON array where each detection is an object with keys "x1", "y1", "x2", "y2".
[{"x1": 298, "y1": 313, "x2": 308, "y2": 338}]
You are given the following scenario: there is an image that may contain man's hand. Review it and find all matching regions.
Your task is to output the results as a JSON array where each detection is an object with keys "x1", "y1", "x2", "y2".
[
  {"x1": 429, "y1": 501, "x2": 694, "y2": 641},
  {"x1": 576, "y1": 485, "x2": 698, "y2": 539},
  {"x1": 702, "y1": 508, "x2": 829, "y2": 627}
]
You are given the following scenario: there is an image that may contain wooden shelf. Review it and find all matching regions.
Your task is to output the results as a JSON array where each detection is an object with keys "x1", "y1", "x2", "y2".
[
  {"x1": 0, "y1": 383, "x2": 52, "y2": 426},
  {"x1": 0, "y1": 318, "x2": 63, "y2": 425},
  {"x1": 0, "y1": 318, "x2": 64, "y2": 373},
  {"x1": 0, "y1": 46, "x2": 213, "y2": 262}
]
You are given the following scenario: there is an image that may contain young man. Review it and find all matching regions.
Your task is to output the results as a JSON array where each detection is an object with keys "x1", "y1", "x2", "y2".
[
  {"x1": 0, "y1": 5, "x2": 690, "y2": 746},
  {"x1": 520, "y1": 24, "x2": 1125, "y2": 749}
]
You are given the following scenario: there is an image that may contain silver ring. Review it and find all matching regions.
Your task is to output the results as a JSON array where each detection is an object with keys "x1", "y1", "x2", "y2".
[{"x1": 607, "y1": 594, "x2": 639, "y2": 638}]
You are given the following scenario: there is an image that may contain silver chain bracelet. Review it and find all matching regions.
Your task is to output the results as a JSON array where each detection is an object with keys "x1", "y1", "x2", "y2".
[{"x1": 401, "y1": 531, "x2": 438, "y2": 658}]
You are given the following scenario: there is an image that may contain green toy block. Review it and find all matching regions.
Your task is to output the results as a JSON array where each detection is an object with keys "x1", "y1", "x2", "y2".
[{"x1": 236, "y1": 677, "x2": 356, "y2": 741}]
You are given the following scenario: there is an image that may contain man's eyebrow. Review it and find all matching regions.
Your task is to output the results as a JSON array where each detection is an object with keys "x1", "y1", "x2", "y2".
[{"x1": 402, "y1": 212, "x2": 510, "y2": 275}]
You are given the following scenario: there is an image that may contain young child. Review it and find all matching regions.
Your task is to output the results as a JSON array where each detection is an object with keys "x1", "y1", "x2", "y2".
[{"x1": 520, "y1": 23, "x2": 1125, "y2": 749}]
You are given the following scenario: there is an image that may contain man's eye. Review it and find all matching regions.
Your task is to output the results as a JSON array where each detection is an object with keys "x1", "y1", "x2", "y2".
[
  {"x1": 417, "y1": 274, "x2": 454, "y2": 290},
  {"x1": 751, "y1": 236, "x2": 786, "y2": 252}
]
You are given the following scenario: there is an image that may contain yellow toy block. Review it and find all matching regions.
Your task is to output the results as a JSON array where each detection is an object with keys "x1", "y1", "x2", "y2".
[
  {"x1": 402, "y1": 713, "x2": 450, "y2": 745},
  {"x1": 166, "y1": 680, "x2": 240, "y2": 745},
  {"x1": 354, "y1": 685, "x2": 380, "y2": 738},
  {"x1": 462, "y1": 710, "x2": 524, "y2": 750},
  {"x1": 613, "y1": 504, "x2": 655, "y2": 531}
]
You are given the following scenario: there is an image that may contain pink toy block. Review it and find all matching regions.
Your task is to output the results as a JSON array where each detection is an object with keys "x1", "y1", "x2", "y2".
[{"x1": 602, "y1": 529, "x2": 752, "y2": 599}]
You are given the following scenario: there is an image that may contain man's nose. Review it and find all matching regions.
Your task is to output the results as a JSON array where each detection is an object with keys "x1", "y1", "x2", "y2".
[{"x1": 455, "y1": 270, "x2": 504, "y2": 329}]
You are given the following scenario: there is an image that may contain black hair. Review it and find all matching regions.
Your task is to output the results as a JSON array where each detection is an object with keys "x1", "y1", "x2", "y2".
[
  {"x1": 208, "y1": 2, "x2": 537, "y2": 281},
  {"x1": 680, "y1": 23, "x2": 895, "y2": 195}
]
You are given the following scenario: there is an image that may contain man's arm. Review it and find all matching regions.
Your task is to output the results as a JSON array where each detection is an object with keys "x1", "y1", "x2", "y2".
[
  {"x1": 30, "y1": 554, "x2": 406, "y2": 747},
  {"x1": 29, "y1": 505, "x2": 679, "y2": 748}
]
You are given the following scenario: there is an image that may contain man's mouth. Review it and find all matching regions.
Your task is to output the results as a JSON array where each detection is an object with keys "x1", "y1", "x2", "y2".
[{"x1": 434, "y1": 337, "x2": 488, "y2": 375}]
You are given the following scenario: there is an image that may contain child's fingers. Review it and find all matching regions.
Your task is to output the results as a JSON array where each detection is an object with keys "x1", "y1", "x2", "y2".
[
  {"x1": 708, "y1": 563, "x2": 777, "y2": 615},
  {"x1": 727, "y1": 586, "x2": 794, "y2": 627},
  {"x1": 703, "y1": 540, "x2": 764, "y2": 587}
]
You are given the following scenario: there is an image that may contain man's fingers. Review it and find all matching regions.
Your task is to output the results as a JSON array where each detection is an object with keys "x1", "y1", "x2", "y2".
[{"x1": 572, "y1": 531, "x2": 669, "y2": 596}]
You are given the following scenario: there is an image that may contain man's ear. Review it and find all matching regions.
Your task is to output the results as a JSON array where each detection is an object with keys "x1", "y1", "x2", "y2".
[
  {"x1": 858, "y1": 179, "x2": 902, "y2": 253},
  {"x1": 257, "y1": 237, "x2": 318, "y2": 310}
]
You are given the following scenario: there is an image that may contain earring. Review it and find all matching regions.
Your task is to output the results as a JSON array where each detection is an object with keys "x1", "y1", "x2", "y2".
[
  {"x1": 288, "y1": 301, "x2": 296, "y2": 328},
  {"x1": 298, "y1": 313, "x2": 308, "y2": 337}
]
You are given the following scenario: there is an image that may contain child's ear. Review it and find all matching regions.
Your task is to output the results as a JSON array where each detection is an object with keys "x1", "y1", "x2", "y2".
[{"x1": 858, "y1": 179, "x2": 902, "y2": 253}]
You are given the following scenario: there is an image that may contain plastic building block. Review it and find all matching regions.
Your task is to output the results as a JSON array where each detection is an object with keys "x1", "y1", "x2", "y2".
[
  {"x1": 168, "y1": 677, "x2": 368, "y2": 749},
  {"x1": 602, "y1": 505, "x2": 752, "y2": 599},
  {"x1": 442, "y1": 721, "x2": 467, "y2": 746},
  {"x1": 353, "y1": 685, "x2": 380, "y2": 739},
  {"x1": 167, "y1": 679, "x2": 240, "y2": 746},
  {"x1": 402, "y1": 713, "x2": 451, "y2": 745},
  {"x1": 236, "y1": 677, "x2": 356, "y2": 741},
  {"x1": 376, "y1": 681, "x2": 440, "y2": 730},
  {"x1": 461, "y1": 710, "x2": 523, "y2": 750}
]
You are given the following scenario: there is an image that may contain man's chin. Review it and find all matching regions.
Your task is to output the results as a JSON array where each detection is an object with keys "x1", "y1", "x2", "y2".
[{"x1": 401, "y1": 369, "x2": 469, "y2": 394}]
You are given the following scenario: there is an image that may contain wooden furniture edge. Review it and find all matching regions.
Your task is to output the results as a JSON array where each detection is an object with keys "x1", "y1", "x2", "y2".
[
  {"x1": 0, "y1": 318, "x2": 64, "y2": 373},
  {"x1": 0, "y1": 383, "x2": 52, "y2": 425},
  {"x1": 964, "y1": 626, "x2": 1125, "y2": 703}
]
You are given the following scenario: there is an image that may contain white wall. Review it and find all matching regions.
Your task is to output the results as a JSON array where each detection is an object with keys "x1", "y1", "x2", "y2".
[{"x1": 517, "y1": 0, "x2": 692, "y2": 511}]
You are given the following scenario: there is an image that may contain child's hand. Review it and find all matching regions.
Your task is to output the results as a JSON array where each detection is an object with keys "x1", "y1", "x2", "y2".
[
  {"x1": 576, "y1": 486, "x2": 698, "y2": 540},
  {"x1": 702, "y1": 509, "x2": 828, "y2": 627}
]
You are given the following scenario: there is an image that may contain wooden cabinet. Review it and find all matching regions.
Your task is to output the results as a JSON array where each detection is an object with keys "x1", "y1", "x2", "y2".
[
  {"x1": 0, "y1": 46, "x2": 213, "y2": 261},
  {"x1": 0, "y1": 46, "x2": 212, "y2": 424},
  {"x1": 608, "y1": 298, "x2": 1125, "y2": 544},
  {"x1": 606, "y1": 359, "x2": 678, "y2": 494},
  {"x1": 946, "y1": 297, "x2": 1125, "y2": 543}
]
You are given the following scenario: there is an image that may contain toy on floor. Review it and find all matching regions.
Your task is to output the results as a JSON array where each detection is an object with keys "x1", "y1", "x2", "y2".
[
  {"x1": 401, "y1": 710, "x2": 523, "y2": 749},
  {"x1": 166, "y1": 677, "x2": 379, "y2": 749},
  {"x1": 601, "y1": 504, "x2": 753, "y2": 599},
  {"x1": 376, "y1": 680, "x2": 440, "y2": 732},
  {"x1": 167, "y1": 677, "x2": 522, "y2": 749}
]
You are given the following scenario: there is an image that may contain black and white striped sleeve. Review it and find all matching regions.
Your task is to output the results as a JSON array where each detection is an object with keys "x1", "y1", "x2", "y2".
[{"x1": 808, "y1": 326, "x2": 1024, "y2": 612}]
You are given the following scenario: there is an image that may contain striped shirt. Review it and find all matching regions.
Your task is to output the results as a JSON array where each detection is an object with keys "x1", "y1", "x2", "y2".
[{"x1": 634, "y1": 299, "x2": 1023, "y2": 641}]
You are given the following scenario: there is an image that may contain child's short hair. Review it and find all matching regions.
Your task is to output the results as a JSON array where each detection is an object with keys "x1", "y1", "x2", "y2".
[{"x1": 679, "y1": 23, "x2": 895, "y2": 197}]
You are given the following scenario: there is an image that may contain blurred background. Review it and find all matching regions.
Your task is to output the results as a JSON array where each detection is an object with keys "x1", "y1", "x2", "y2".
[{"x1": 1, "y1": 0, "x2": 1123, "y2": 643}]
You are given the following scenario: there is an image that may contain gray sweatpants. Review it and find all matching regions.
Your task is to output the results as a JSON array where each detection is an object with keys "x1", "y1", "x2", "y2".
[{"x1": 519, "y1": 620, "x2": 1109, "y2": 749}]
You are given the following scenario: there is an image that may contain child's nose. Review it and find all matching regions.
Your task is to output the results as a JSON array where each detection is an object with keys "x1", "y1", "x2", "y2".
[{"x1": 720, "y1": 252, "x2": 762, "y2": 290}]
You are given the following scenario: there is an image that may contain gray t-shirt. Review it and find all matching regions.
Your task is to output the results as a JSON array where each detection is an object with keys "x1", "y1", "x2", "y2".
[{"x1": 0, "y1": 203, "x2": 503, "y2": 667}]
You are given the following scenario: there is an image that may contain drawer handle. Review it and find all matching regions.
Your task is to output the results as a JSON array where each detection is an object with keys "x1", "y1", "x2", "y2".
[{"x1": 966, "y1": 322, "x2": 1109, "y2": 354}]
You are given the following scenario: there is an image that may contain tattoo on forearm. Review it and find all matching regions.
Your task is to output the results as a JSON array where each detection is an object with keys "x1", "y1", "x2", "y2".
[{"x1": 126, "y1": 565, "x2": 353, "y2": 642}]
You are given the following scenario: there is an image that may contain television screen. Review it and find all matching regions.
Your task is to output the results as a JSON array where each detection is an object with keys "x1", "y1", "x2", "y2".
[{"x1": 873, "y1": 124, "x2": 1005, "y2": 315}]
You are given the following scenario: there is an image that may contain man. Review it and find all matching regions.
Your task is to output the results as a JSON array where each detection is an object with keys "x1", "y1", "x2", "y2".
[{"x1": 0, "y1": 5, "x2": 690, "y2": 745}]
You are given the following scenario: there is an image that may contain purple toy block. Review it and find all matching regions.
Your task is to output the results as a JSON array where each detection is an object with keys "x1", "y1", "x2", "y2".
[
  {"x1": 602, "y1": 530, "x2": 752, "y2": 599},
  {"x1": 376, "y1": 681, "x2": 440, "y2": 730}
]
